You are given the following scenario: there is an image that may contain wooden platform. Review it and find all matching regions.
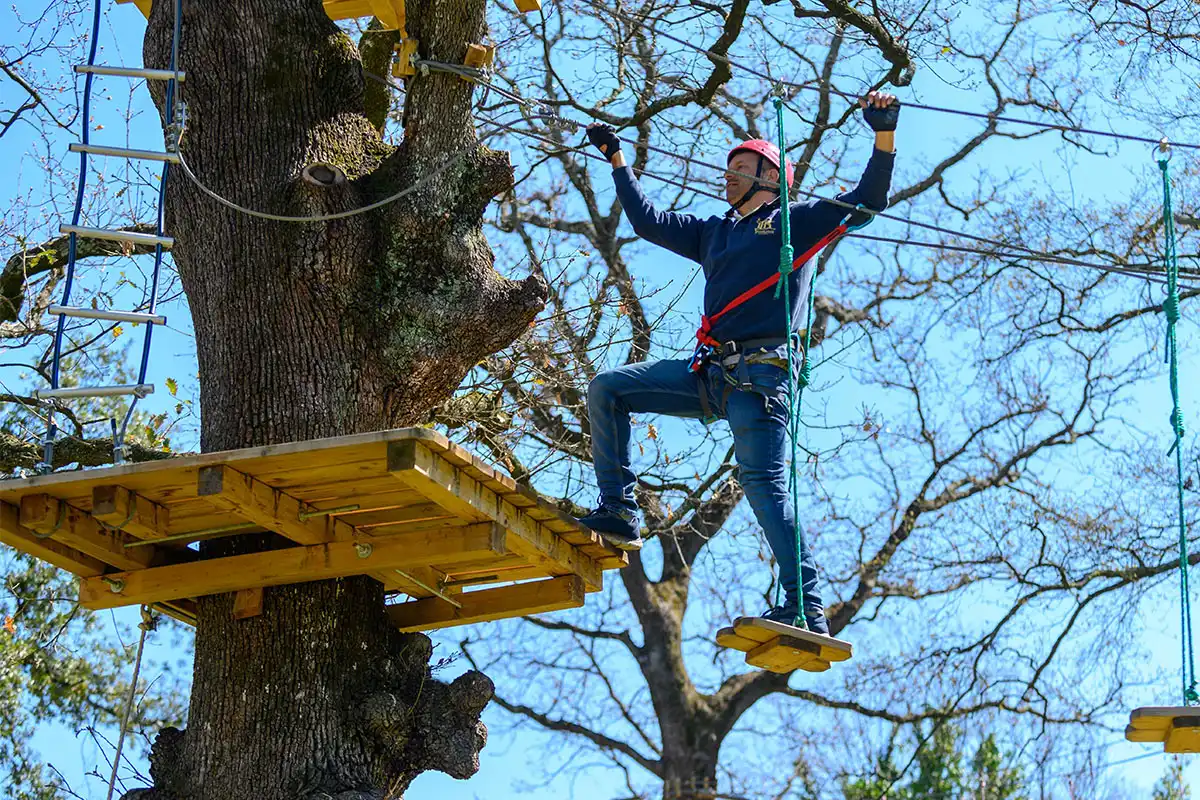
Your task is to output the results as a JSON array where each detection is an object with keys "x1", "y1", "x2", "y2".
[
  {"x1": 114, "y1": 0, "x2": 540, "y2": 25},
  {"x1": 716, "y1": 617, "x2": 853, "y2": 674},
  {"x1": 1126, "y1": 707, "x2": 1200, "y2": 753},
  {"x1": 0, "y1": 429, "x2": 626, "y2": 631}
]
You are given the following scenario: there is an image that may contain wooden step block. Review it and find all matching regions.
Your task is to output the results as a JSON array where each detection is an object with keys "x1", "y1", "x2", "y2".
[
  {"x1": 716, "y1": 617, "x2": 852, "y2": 674},
  {"x1": 1127, "y1": 707, "x2": 1200, "y2": 753},
  {"x1": 746, "y1": 635, "x2": 830, "y2": 674},
  {"x1": 515, "y1": 0, "x2": 541, "y2": 11}
]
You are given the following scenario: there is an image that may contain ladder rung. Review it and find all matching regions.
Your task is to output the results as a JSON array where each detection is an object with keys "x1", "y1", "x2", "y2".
[
  {"x1": 35, "y1": 384, "x2": 154, "y2": 400},
  {"x1": 59, "y1": 225, "x2": 173, "y2": 249},
  {"x1": 69, "y1": 143, "x2": 180, "y2": 163},
  {"x1": 48, "y1": 305, "x2": 166, "y2": 325},
  {"x1": 75, "y1": 65, "x2": 186, "y2": 82}
]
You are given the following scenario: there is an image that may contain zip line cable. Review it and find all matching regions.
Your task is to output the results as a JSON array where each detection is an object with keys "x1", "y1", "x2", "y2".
[
  {"x1": 396, "y1": 59, "x2": 1192, "y2": 287},
  {"x1": 476, "y1": 111, "x2": 1200, "y2": 289},
  {"x1": 581, "y1": 0, "x2": 1200, "y2": 151}
]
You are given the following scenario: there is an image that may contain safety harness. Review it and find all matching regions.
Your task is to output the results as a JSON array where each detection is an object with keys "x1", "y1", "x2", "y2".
[{"x1": 688, "y1": 211, "x2": 867, "y2": 422}]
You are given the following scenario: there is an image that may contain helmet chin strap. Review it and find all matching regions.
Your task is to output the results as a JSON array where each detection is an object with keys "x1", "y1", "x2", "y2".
[{"x1": 728, "y1": 154, "x2": 781, "y2": 212}]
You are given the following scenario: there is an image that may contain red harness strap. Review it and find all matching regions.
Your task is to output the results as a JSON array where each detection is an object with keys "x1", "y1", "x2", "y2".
[{"x1": 692, "y1": 222, "x2": 849, "y2": 364}]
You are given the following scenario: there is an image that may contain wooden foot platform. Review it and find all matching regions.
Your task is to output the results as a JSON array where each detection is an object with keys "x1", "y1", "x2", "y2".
[
  {"x1": 1126, "y1": 707, "x2": 1200, "y2": 753},
  {"x1": 716, "y1": 617, "x2": 852, "y2": 674},
  {"x1": 0, "y1": 429, "x2": 626, "y2": 632}
]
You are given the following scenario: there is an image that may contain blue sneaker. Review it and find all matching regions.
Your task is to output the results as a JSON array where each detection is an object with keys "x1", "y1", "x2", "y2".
[
  {"x1": 577, "y1": 501, "x2": 643, "y2": 551},
  {"x1": 760, "y1": 603, "x2": 801, "y2": 627},
  {"x1": 760, "y1": 603, "x2": 830, "y2": 635}
]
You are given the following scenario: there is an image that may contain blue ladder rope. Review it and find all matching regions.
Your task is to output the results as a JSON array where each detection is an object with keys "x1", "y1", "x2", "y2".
[
  {"x1": 40, "y1": 0, "x2": 183, "y2": 472},
  {"x1": 38, "y1": 0, "x2": 105, "y2": 472},
  {"x1": 116, "y1": 0, "x2": 184, "y2": 460}
]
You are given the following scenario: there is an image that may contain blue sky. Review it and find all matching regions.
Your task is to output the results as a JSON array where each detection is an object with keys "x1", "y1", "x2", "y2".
[{"x1": 3, "y1": 0, "x2": 1200, "y2": 797}]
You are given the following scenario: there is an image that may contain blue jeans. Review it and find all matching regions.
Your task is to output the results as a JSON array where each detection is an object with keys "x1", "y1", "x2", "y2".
[{"x1": 586, "y1": 358, "x2": 822, "y2": 615}]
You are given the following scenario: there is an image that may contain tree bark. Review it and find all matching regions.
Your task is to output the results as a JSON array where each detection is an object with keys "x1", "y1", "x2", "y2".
[{"x1": 126, "y1": 0, "x2": 546, "y2": 796}]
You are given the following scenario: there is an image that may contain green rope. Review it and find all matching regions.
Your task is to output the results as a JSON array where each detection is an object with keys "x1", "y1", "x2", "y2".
[
  {"x1": 771, "y1": 96, "x2": 811, "y2": 630},
  {"x1": 1158, "y1": 147, "x2": 1198, "y2": 706}
]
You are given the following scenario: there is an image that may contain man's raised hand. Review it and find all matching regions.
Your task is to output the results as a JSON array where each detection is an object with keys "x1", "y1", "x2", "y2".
[
  {"x1": 586, "y1": 123, "x2": 622, "y2": 159},
  {"x1": 860, "y1": 91, "x2": 900, "y2": 132}
]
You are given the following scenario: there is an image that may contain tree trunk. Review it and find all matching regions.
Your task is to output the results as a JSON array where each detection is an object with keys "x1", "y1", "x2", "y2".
[{"x1": 128, "y1": 0, "x2": 546, "y2": 796}]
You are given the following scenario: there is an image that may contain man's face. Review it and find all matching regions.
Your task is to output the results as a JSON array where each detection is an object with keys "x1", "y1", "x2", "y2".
[{"x1": 725, "y1": 152, "x2": 779, "y2": 206}]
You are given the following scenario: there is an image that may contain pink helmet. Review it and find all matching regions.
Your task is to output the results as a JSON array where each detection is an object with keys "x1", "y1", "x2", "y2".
[{"x1": 727, "y1": 139, "x2": 795, "y2": 187}]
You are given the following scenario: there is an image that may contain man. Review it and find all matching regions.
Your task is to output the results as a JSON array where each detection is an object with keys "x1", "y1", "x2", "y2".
[{"x1": 576, "y1": 92, "x2": 900, "y2": 632}]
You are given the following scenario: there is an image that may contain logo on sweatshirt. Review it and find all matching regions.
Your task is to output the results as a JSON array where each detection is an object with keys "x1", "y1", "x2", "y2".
[{"x1": 754, "y1": 218, "x2": 775, "y2": 235}]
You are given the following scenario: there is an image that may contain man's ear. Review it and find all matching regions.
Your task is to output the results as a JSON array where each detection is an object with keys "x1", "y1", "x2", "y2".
[{"x1": 763, "y1": 167, "x2": 781, "y2": 186}]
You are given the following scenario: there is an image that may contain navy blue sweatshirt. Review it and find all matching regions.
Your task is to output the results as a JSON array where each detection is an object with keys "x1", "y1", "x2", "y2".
[{"x1": 612, "y1": 149, "x2": 895, "y2": 345}]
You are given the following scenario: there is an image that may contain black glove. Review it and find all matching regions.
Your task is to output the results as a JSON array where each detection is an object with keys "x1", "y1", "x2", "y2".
[
  {"x1": 586, "y1": 123, "x2": 622, "y2": 158},
  {"x1": 862, "y1": 99, "x2": 900, "y2": 132}
]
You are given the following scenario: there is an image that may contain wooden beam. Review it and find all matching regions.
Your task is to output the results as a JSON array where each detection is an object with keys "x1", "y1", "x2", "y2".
[
  {"x1": 79, "y1": 522, "x2": 507, "y2": 610},
  {"x1": 322, "y1": 0, "x2": 374, "y2": 20},
  {"x1": 92, "y1": 485, "x2": 170, "y2": 539},
  {"x1": 0, "y1": 501, "x2": 106, "y2": 577},
  {"x1": 197, "y1": 465, "x2": 352, "y2": 545},
  {"x1": 20, "y1": 494, "x2": 157, "y2": 571},
  {"x1": 744, "y1": 635, "x2": 830, "y2": 674},
  {"x1": 154, "y1": 599, "x2": 198, "y2": 626},
  {"x1": 388, "y1": 575, "x2": 584, "y2": 631},
  {"x1": 114, "y1": 0, "x2": 151, "y2": 18},
  {"x1": 515, "y1": 0, "x2": 541, "y2": 12},
  {"x1": 388, "y1": 440, "x2": 604, "y2": 590},
  {"x1": 232, "y1": 588, "x2": 264, "y2": 620},
  {"x1": 365, "y1": 0, "x2": 405, "y2": 31}
]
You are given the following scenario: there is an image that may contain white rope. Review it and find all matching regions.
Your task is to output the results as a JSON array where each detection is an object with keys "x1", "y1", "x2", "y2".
[
  {"x1": 105, "y1": 606, "x2": 156, "y2": 800},
  {"x1": 175, "y1": 143, "x2": 479, "y2": 224}
]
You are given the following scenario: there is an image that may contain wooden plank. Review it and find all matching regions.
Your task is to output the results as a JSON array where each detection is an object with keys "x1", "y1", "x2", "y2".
[
  {"x1": 323, "y1": 0, "x2": 375, "y2": 19},
  {"x1": 0, "y1": 501, "x2": 106, "y2": 577},
  {"x1": 338, "y1": 501, "x2": 456, "y2": 529},
  {"x1": 21, "y1": 495, "x2": 158, "y2": 572},
  {"x1": 744, "y1": 635, "x2": 829, "y2": 674},
  {"x1": 1167, "y1": 718, "x2": 1200, "y2": 753},
  {"x1": 153, "y1": 599, "x2": 198, "y2": 626},
  {"x1": 730, "y1": 617, "x2": 853, "y2": 663},
  {"x1": 197, "y1": 465, "x2": 348, "y2": 545},
  {"x1": 440, "y1": 565, "x2": 560, "y2": 589},
  {"x1": 388, "y1": 440, "x2": 609, "y2": 590},
  {"x1": 80, "y1": 522, "x2": 508, "y2": 610},
  {"x1": 382, "y1": 565, "x2": 465, "y2": 597},
  {"x1": 1125, "y1": 724, "x2": 1161, "y2": 743},
  {"x1": 715, "y1": 626, "x2": 759, "y2": 653},
  {"x1": 367, "y1": 0, "x2": 405, "y2": 30},
  {"x1": 515, "y1": 0, "x2": 541, "y2": 11},
  {"x1": 232, "y1": 588, "x2": 264, "y2": 620},
  {"x1": 388, "y1": 576, "x2": 585, "y2": 632},
  {"x1": 1130, "y1": 707, "x2": 1196, "y2": 731},
  {"x1": 93, "y1": 485, "x2": 170, "y2": 539},
  {"x1": 0, "y1": 429, "x2": 459, "y2": 509}
]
